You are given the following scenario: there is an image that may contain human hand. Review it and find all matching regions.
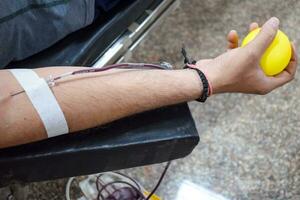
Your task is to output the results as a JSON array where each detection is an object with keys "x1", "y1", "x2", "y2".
[{"x1": 194, "y1": 17, "x2": 297, "y2": 95}]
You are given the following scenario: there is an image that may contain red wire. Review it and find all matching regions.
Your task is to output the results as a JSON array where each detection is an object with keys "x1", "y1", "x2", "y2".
[{"x1": 53, "y1": 63, "x2": 167, "y2": 81}]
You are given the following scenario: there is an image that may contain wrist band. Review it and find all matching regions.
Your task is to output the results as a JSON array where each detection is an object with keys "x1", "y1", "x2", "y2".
[
  {"x1": 185, "y1": 64, "x2": 211, "y2": 102},
  {"x1": 10, "y1": 69, "x2": 69, "y2": 138},
  {"x1": 181, "y1": 46, "x2": 212, "y2": 101}
]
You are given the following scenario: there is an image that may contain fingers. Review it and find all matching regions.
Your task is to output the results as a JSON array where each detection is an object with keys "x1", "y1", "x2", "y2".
[
  {"x1": 290, "y1": 42, "x2": 297, "y2": 62},
  {"x1": 227, "y1": 30, "x2": 239, "y2": 49},
  {"x1": 284, "y1": 43, "x2": 298, "y2": 76},
  {"x1": 249, "y1": 22, "x2": 259, "y2": 32},
  {"x1": 226, "y1": 22, "x2": 258, "y2": 50},
  {"x1": 247, "y1": 17, "x2": 280, "y2": 56},
  {"x1": 267, "y1": 43, "x2": 298, "y2": 89}
]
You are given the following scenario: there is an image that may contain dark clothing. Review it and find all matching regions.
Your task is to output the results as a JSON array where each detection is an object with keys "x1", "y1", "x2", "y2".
[
  {"x1": 95, "y1": 0, "x2": 121, "y2": 11},
  {"x1": 0, "y1": 0, "x2": 95, "y2": 68}
]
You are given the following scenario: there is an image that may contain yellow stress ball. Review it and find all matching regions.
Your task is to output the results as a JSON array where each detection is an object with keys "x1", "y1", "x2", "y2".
[{"x1": 242, "y1": 28, "x2": 292, "y2": 76}]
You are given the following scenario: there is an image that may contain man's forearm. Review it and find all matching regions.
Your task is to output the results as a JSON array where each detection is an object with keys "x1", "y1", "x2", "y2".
[{"x1": 0, "y1": 67, "x2": 202, "y2": 148}]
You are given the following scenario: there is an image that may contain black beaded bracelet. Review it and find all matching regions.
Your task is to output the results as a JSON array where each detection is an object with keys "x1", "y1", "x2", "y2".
[
  {"x1": 185, "y1": 66, "x2": 210, "y2": 103},
  {"x1": 181, "y1": 46, "x2": 210, "y2": 102}
]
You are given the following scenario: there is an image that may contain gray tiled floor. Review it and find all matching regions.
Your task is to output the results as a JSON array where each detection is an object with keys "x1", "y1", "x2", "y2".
[
  {"x1": 9, "y1": 0, "x2": 300, "y2": 199},
  {"x1": 124, "y1": 0, "x2": 300, "y2": 199}
]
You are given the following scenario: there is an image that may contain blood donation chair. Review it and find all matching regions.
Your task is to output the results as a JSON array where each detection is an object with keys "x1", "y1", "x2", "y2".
[{"x1": 0, "y1": 0, "x2": 199, "y2": 187}]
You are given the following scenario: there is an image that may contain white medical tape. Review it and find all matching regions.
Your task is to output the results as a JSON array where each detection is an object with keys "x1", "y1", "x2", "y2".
[{"x1": 10, "y1": 69, "x2": 69, "y2": 137}]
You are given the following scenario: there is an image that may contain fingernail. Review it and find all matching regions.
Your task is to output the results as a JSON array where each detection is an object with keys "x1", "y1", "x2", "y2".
[{"x1": 267, "y1": 17, "x2": 279, "y2": 29}]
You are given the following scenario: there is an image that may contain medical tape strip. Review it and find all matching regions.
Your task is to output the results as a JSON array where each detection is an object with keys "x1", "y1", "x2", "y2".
[{"x1": 10, "y1": 69, "x2": 69, "y2": 137}]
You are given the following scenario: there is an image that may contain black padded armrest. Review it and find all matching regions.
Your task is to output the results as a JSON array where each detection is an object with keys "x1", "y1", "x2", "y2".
[{"x1": 0, "y1": 104, "x2": 199, "y2": 186}]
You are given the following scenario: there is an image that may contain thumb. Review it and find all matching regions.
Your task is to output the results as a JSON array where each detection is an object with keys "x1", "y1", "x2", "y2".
[{"x1": 247, "y1": 17, "x2": 280, "y2": 56}]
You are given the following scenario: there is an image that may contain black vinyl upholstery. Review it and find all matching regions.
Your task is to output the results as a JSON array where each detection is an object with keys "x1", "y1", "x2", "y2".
[{"x1": 0, "y1": 104, "x2": 199, "y2": 186}]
